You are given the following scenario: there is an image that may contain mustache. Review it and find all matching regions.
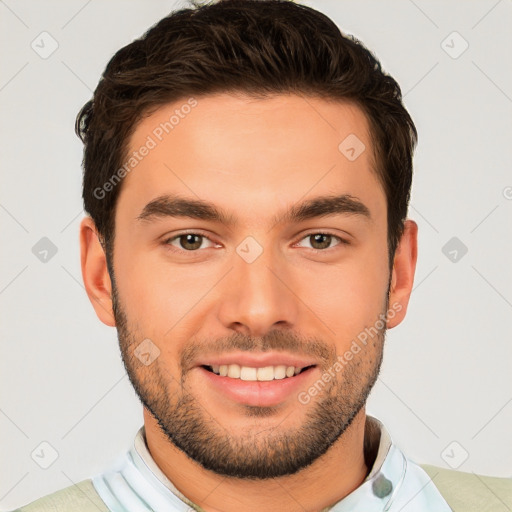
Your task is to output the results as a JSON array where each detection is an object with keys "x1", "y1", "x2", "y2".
[{"x1": 180, "y1": 330, "x2": 336, "y2": 371}]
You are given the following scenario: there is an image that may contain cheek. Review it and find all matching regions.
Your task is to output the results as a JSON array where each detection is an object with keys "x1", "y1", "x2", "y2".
[
  {"x1": 113, "y1": 245, "x2": 216, "y2": 332},
  {"x1": 308, "y1": 243, "x2": 389, "y2": 344},
  {"x1": 113, "y1": 222, "x2": 390, "y2": 345}
]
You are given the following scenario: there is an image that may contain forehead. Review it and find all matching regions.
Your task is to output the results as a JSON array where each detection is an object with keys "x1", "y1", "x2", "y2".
[{"x1": 117, "y1": 93, "x2": 385, "y2": 228}]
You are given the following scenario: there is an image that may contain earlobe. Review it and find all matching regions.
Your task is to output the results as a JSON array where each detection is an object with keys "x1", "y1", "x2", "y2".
[
  {"x1": 79, "y1": 217, "x2": 116, "y2": 327},
  {"x1": 387, "y1": 219, "x2": 418, "y2": 329}
]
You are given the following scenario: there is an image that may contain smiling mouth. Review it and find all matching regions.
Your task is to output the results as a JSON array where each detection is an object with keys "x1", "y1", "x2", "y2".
[{"x1": 201, "y1": 364, "x2": 316, "y2": 381}]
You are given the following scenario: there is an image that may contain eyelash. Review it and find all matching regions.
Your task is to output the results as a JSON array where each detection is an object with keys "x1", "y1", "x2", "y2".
[{"x1": 162, "y1": 230, "x2": 350, "y2": 254}]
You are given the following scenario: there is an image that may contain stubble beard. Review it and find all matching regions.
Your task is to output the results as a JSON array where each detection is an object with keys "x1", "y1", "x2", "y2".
[{"x1": 112, "y1": 281, "x2": 386, "y2": 479}]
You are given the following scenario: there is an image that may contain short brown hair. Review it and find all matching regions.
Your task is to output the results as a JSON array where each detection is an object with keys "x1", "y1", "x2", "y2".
[{"x1": 76, "y1": 0, "x2": 417, "y2": 271}]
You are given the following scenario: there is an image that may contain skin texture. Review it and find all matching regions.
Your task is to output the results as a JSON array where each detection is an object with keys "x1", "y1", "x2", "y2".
[{"x1": 80, "y1": 93, "x2": 418, "y2": 512}]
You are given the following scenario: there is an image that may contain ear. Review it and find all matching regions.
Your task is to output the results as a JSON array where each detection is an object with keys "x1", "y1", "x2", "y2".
[
  {"x1": 387, "y1": 219, "x2": 418, "y2": 329},
  {"x1": 79, "y1": 217, "x2": 116, "y2": 327}
]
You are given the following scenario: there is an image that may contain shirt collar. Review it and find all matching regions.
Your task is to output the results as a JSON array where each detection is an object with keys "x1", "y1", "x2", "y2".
[
  {"x1": 92, "y1": 414, "x2": 451, "y2": 511},
  {"x1": 132, "y1": 414, "x2": 391, "y2": 510}
]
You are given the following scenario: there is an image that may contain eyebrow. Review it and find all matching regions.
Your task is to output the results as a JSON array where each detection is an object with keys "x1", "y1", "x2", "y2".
[{"x1": 136, "y1": 193, "x2": 371, "y2": 227}]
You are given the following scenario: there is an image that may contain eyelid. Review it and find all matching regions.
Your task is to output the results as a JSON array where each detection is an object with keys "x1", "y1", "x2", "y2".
[
  {"x1": 293, "y1": 230, "x2": 350, "y2": 250},
  {"x1": 161, "y1": 229, "x2": 351, "y2": 253},
  {"x1": 162, "y1": 230, "x2": 220, "y2": 250}
]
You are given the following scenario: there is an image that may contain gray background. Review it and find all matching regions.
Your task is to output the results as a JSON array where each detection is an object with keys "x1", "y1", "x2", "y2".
[{"x1": 1, "y1": 0, "x2": 511, "y2": 509}]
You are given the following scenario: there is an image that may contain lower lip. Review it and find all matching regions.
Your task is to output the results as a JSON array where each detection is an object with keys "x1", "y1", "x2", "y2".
[{"x1": 197, "y1": 366, "x2": 318, "y2": 407}]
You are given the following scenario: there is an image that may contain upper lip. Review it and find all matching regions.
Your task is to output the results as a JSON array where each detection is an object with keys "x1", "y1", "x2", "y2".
[{"x1": 197, "y1": 352, "x2": 318, "y2": 369}]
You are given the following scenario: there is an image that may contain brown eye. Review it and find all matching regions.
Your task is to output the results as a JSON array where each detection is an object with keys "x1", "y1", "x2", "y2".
[
  {"x1": 177, "y1": 234, "x2": 203, "y2": 250},
  {"x1": 295, "y1": 232, "x2": 347, "y2": 252},
  {"x1": 163, "y1": 231, "x2": 219, "y2": 254},
  {"x1": 309, "y1": 233, "x2": 333, "y2": 250}
]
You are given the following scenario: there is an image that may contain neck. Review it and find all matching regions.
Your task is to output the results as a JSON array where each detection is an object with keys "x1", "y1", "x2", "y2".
[{"x1": 143, "y1": 408, "x2": 370, "y2": 512}]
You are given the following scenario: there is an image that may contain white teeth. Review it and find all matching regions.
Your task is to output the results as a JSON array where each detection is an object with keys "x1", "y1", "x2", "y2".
[
  {"x1": 208, "y1": 364, "x2": 305, "y2": 381},
  {"x1": 227, "y1": 364, "x2": 241, "y2": 378},
  {"x1": 240, "y1": 366, "x2": 257, "y2": 381},
  {"x1": 274, "y1": 365, "x2": 286, "y2": 380},
  {"x1": 257, "y1": 366, "x2": 274, "y2": 381}
]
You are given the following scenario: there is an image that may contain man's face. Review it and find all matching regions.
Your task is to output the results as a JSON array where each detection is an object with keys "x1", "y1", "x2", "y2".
[{"x1": 111, "y1": 94, "x2": 391, "y2": 478}]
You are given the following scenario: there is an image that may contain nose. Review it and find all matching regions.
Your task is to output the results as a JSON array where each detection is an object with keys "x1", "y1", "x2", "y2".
[{"x1": 216, "y1": 244, "x2": 299, "y2": 338}]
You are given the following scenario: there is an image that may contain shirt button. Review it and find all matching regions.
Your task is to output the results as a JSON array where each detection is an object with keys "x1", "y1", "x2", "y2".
[{"x1": 372, "y1": 473, "x2": 393, "y2": 498}]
